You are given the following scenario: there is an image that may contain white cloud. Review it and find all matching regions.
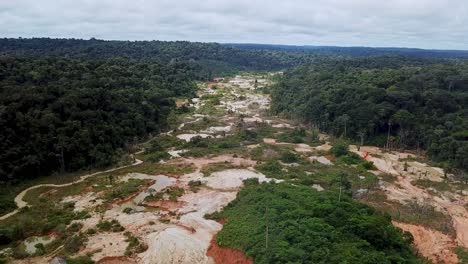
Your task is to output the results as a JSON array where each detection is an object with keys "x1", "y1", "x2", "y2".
[{"x1": 0, "y1": 0, "x2": 467, "y2": 49}]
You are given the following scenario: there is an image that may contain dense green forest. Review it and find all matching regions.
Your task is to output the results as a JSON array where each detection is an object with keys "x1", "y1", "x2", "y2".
[
  {"x1": 209, "y1": 180, "x2": 423, "y2": 263},
  {"x1": 226, "y1": 43, "x2": 468, "y2": 59},
  {"x1": 271, "y1": 58, "x2": 468, "y2": 171},
  {"x1": 0, "y1": 57, "x2": 198, "y2": 182},
  {"x1": 0, "y1": 38, "x2": 311, "y2": 76}
]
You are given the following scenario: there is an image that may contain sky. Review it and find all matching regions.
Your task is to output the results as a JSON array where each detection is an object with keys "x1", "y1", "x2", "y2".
[{"x1": 1, "y1": 0, "x2": 467, "y2": 50}]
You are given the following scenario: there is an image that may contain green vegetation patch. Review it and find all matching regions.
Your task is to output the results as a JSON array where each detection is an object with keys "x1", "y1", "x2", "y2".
[
  {"x1": 103, "y1": 179, "x2": 148, "y2": 201},
  {"x1": 456, "y1": 247, "x2": 468, "y2": 264},
  {"x1": 208, "y1": 181, "x2": 422, "y2": 264}
]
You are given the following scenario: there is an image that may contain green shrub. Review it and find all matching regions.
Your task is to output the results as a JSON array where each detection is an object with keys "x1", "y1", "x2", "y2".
[
  {"x1": 188, "y1": 180, "x2": 202, "y2": 192},
  {"x1": 456, "y1": 247, "x2": 468, "y2": 264},
  {"x1": 96, "y1": 220, "x2": 124, "y2": 232},
  {"x1": 64, "y1": 235, "x2": 85, "y2": 254},
  {"x1": 280, "y1": 151, "x2": 300, "y2": 163},
  {"x1": 147, "y1": 151, "x2": 170, "y2": 162},
  {"x1": 67, "y1": 222, "x2": 83, "y2": 233},
  {"x1": 213, "y1": 182, "x2": 423, "y2": 264},
  {"x1": 330, "y1": 142, "x2": 349, "y2": 157},
  {"x1": 255, "y1": 160, "x2": 284, "y2": 178},
  {"x1": 104, "y1": 179, "x2": 145, "y2": 201},
  {"x1": 34, "y1": 243, "x2": 46, "y2": 256},
  {"x1": 277, "y1": 128, "x2": 306, "y2": 143},
  {"x1": 124, "y1": 232, "x2": 146, "y2": 256}
]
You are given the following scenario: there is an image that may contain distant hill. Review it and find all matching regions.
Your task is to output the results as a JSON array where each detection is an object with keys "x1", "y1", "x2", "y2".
[{"x1": 224, "y1": 43, "x2": 468, "y2": 59}]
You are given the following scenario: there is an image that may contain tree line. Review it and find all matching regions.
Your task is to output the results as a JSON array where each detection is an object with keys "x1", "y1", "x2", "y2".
[
  {"x1": 271, "y1": 57, "x2": 468, "y2": 172},
  {"x1": 0, "y1": 56, "x2": 199, "y2": 182}
]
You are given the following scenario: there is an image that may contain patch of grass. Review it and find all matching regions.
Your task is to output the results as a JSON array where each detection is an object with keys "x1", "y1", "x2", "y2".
[
  {"x1": 0, "y1": 201, "x2": 90, "y2": 250},
  {"x1": 124, "y1": 231, "x2": 147, "y2": 256},
  {"x1": 412, "y1": 179, "x2": 465, "y2": 194},
  {"x1": 201, "y1": 162, "x2": 246, "y2": 176},
  {"x1": 277, "y1": 128, "x2": 306, "y2": 143},
  {"x1": 146, "y1": 151, "x2": 171, "y2": 162},
  {"x1": 147, "y1": 135, "x2": 185, "y2": 151},
  {"x1": 279, "y1": 151, "x2": 300, "y2": 163},
  {"x1": 96, "y1": 219, "x2": 124, "y2": 232},
  {"x1": 365, "y1": 196, "x2": 455, "y2": 237},
  {"x1": 145, "y1": 187, "x2": 185, "y2": 202},
  {"x1": 456, "y1": 247, "x2": 468, "y2": 264},
  {"x1": 188, "y1": 180, "x2": 202, "y2": 192},
  {"x1": 64, "y1": 234, "x2": 87, "y2": 254},
  {"x1": 181, "y1": 135, "x2": 245, "y2": 157},
  {"x1": 103, "y1": 179, "x2": 148, "y2": 201}
]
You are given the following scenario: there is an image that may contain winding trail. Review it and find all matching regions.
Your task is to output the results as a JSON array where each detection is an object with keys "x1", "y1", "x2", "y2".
[{"x1": 0, "y1": 152, "x2": 144, "y2": 221}]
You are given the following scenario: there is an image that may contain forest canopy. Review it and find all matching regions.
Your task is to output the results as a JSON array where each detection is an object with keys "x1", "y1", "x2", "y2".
[
  {"x1": 210, "y1": 181, "x2": 423, "y2": 264},
  {"x1": 0, "y1": 57, "x2": 198, "y2": 182},
  {"x1": 271, "y1": 58, "x2": 468, "y2": 171}
]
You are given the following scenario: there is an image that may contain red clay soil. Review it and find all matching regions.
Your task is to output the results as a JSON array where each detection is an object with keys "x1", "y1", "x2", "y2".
[
  {"x1": 207, "y1": 235, "x2": 253, "y2": 264},
  {"x1": 96, "y1": 256, "x2": 136, "y2": 264},
  {"x1": 217, "y1": 217, "x2": 227, "y2": 224}
]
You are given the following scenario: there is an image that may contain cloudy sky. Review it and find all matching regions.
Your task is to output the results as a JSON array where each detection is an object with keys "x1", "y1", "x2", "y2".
[{"x1": 1, "y1": 0, "x2": 467, "y2": 50}]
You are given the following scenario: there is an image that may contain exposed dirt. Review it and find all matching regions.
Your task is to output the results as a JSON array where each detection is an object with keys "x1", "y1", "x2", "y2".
[
  {"x1": 351, "y1": 145, "x2": 468, "y2": 261},
  {"x1": 177, "y1": 155, "x2": 257, "y2": 171},
  {"x1": 207, "y1": 235, "x2": 253, "y2": 264},
  {"x1": 97, "y1": 256, "x2": 137, "y2": 264},
  {"x1": 393, "y1": 222, "x2": 458, "y2": 263}
]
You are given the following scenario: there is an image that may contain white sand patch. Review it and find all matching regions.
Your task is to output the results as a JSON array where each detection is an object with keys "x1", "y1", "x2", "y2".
[
  {"x1": 178, "y1": 189, "x2": 237, "y2": 215},
  {"x1": 204, "y1": 169, "x2": 281, "y2": 190},
  {"x1": 73, "y1": 216, "x2": 100, "y2": 231},
  {"x1": 201, "y1": 125, "x2": 232, "y2": 134},
  {"x1": 82, "y1": 233, "x2": 128, "y2": 261},
  {"x1": 139, "y1": 227, "x2": 214, "y2": 264},
  {"x1": 309, "y1": 156, "x2": 333, "y2": 166},
  {"x1": 263, "y1": 138, "x2": 276, "y2": 144},
  {"x1": 168, "y1": 149, "x2": 187, "y2": 158},
  {"x1": 314, "y1": 142, "x2": 332, "y2": 151},
  {"x1": 312, "y1": 184, "x2": 325, "y2": 191},
  {"x1": 176, "y1": 133, "x2": 212, "y2": 142},
  {"x1": 24, "y1": 236, "x2": 54, "y2": 254},
  {"x1": 295, "y1": 144, "x2": 313, "y2": 152},
  {"x1": 62, "y1": 192, "x2": 103, "y2": 212},
  {"x1": 272, "y1": 123, "x2": 294, "y2": 128}
]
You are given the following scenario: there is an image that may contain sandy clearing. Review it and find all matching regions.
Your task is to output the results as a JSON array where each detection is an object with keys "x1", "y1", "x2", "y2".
[
  {"x1": 204, "y1": 169, "x2": 280, "y2": 191},
  {"x1": 178, "y1": 155, "x2": 257, "y2": 170},
  {"x1": 62, "y1": 192, "x2": 103, "y2": 212},
  {"x1": 176, "y1": 133, "x2": 212, "y2": 142},
  {"x1": 138, "y1": 227, "x2": 215, "y2": 264},
  {"x1": 82, "y1": 233, "x2": 129, "y2": 261},
  {"x1": 393, "y1": 222, "x2": 458, "y2": 264},
  {"x1": 309, "y1": 156, "x2": 333, "y2": 165},
  {"x1": 350, "y1": 144, "x2": 468, "y2": 255}
]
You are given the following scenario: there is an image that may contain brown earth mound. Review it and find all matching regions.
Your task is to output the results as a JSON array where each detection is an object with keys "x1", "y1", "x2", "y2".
[{"x1": 207, "y1": 235, "x2": 252, "y2": 264}]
